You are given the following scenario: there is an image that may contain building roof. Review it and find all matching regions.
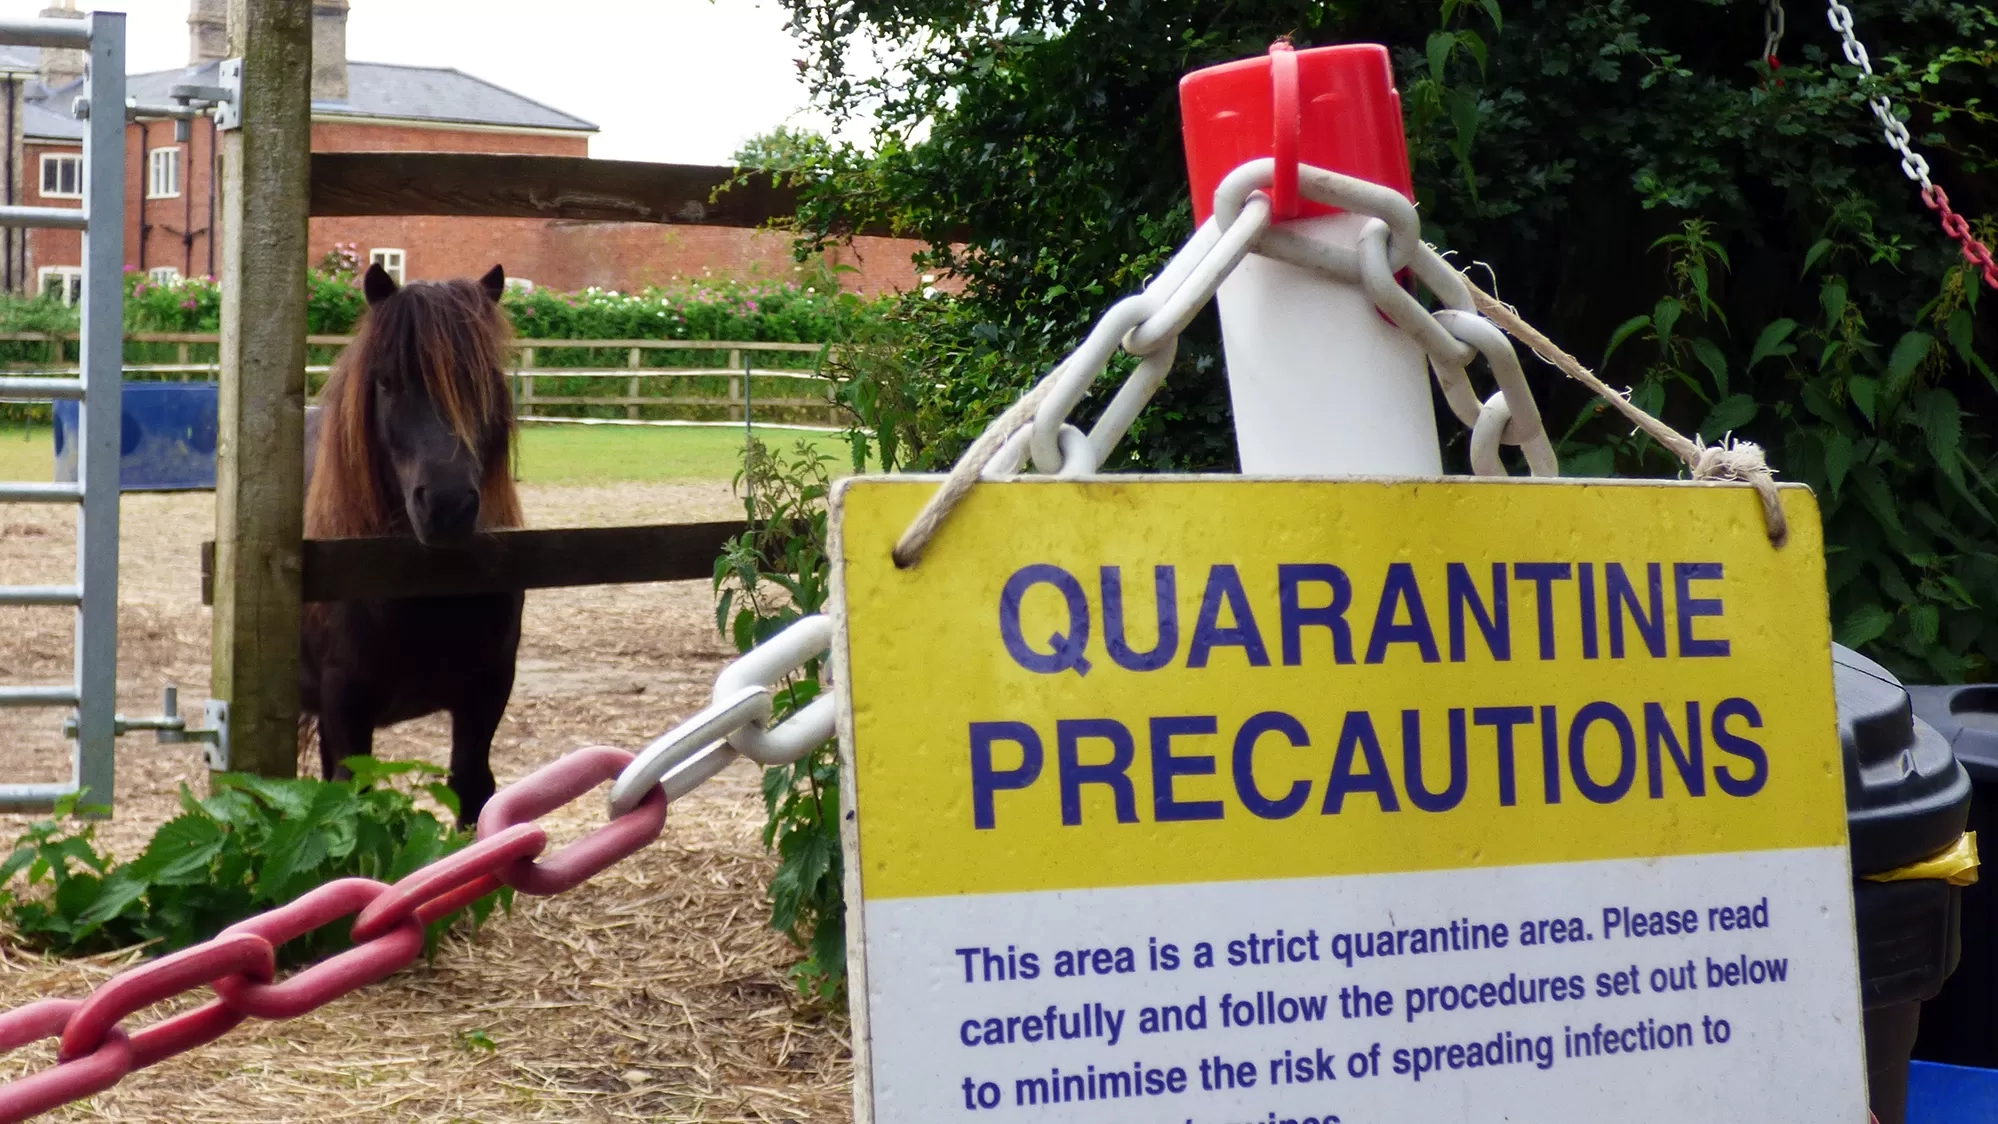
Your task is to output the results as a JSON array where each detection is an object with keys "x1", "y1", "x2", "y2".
[
  {"x1": 20, "y1": 57, "x2": 595, "y2": 142},
  {"x1": 126, "y1": 59, "x2": 597, "y2": 133},
  {"x1": 24, "y1": 98, "x2": 82, "y2": 142},
  {"x1": 326, "y1": 62, "x2": 596, "y2": 132}
]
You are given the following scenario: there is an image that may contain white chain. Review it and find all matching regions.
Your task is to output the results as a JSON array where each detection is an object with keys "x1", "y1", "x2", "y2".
[
  {"x1": 608, "y1": 614, "x2": 836, "y2": 815},
  {"x1": 1764, "y1": 0, "x2": 1787, "y2": 62},
  {"x1": 992, "y1": 158, "x2": 1556, "y2": 480},
  {"x1": 1825, "y1": 0, "x2": 1932, "y2": 190}
]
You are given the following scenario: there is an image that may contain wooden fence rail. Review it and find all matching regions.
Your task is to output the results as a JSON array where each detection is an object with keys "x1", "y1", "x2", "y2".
[
  {"x1": 0, "y1": 333, "x2": 848, "y2": 425},
  {"x1": 198, "y1": 521, "x2": 748, "y2": 605}
]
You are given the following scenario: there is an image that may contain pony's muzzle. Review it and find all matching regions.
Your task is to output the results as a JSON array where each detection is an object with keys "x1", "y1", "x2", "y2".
[{"x1": 410, "y1": 481, "x2": 481, "y2": 545}]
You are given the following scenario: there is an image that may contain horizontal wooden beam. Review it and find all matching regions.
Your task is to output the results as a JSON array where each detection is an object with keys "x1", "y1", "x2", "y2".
[
  {"x1": 0, "y1": 331, "x2": 831, "y2": 352},
  {"x1": 200, "y1": 521, "x2": 746, "y2": 605},
  {"x1": 310, "y1": 153, "x2": 798, "y2": 227}
]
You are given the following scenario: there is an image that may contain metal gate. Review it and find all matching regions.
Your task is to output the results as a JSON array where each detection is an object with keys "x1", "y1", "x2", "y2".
[{"x1": 0, "y1": 12, "x2": 124, "y2": 812}]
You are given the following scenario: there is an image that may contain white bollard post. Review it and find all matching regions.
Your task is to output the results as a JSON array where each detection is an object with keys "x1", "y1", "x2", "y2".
[{"x1": 1179, "y1": 43, "x2": 1440, "y2": 476}]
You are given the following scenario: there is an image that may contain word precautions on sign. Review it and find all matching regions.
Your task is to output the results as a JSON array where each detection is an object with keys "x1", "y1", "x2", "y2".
[{"x1": 831, "y1": 477, "x2": 1866, "y2": 1124}]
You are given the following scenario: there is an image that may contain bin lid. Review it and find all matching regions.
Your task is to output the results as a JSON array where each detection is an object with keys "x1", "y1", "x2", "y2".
[
  {"x1": 1837, "y1": 644, "x2": 1972, "y2": 874},
  {"x1": 1908, "y1": 682, "x2": 1998, "y2": 784}
]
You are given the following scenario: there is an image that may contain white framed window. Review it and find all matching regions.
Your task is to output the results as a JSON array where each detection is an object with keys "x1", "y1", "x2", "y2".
[
  {"x1": 369, "y1": 248, "x2": 406, "y2": 284},
  {"x1": 39, "y1": 153, "x2": 81, "y2": 199},
  {"x1": 37, "y1": 266, "x2": 82, "y2": 305},
  {"x1": 147, "y1": 266, "x2": 180, "y2": 285},
  {"x1": 147, "y1": 147, "x2": 180, "y2": 198}
]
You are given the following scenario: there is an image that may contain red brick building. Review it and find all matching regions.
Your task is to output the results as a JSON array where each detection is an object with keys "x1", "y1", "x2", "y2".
[{"x1": 8, "y1": 0, "x2": 924, "y2": 300}]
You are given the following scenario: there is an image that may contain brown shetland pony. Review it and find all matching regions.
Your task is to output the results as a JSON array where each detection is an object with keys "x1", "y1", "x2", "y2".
[{"x1": 302, "y1": 262, "x2": 522, "y2": 823}]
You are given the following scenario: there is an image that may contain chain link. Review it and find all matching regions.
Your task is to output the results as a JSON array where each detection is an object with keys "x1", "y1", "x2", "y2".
[
  {"x1": 0, "y1": 606, "x2": 839, "y2": 1120},
  {"x1": 609, "y1": 615, "x2": 837, "y2": 816},
  {"x1": 994, "y1": 157, "x2": 1557, "y2": 479},
  {"x1": 1764, "y1": 0, "x2": 1786, "y2": 64},
  {"x1": 1925, "y1": 184, "x2": 1998, "y2": 291},
  {"x1": 1824, "y1": 0, "x2": 1996, "y2": 289}
]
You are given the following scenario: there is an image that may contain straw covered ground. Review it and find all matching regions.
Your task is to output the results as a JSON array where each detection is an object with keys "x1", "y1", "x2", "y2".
[{"x1": 0, "y1": 481, "x2": 853, "y2": 1121}]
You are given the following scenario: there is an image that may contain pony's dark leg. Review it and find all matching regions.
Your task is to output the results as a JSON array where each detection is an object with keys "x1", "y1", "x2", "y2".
[
  {"x1": 448, "y1": 689, "x2": 507, "y2": 827},
  {"x1": 316, "y1": 676, "x2": 380, "y2": 781}
]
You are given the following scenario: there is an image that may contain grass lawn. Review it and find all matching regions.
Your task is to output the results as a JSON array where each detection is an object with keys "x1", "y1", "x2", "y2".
[
  {"x1": 0, "y1": 425, "x2": 49, "y2": 485},
  {"x1": 517, "y1": 424, "x2": 853, "y2": 483},
  {"x1": 0, "y1": 424, "x2": 852, "y2": 486}
]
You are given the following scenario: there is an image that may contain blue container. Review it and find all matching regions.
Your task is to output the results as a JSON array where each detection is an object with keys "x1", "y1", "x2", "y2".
[
  {"x1": 1909, "y1": 1060, "x2": 1998, "y2": 1122},
  {"x1": 53, "y1": 382, "x2": 218, "y2": 491}
]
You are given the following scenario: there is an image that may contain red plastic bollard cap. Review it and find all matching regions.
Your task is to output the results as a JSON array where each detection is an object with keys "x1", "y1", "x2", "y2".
[{"x1": 1179, "y1": 42, "x2": 1413, "y2": 225}]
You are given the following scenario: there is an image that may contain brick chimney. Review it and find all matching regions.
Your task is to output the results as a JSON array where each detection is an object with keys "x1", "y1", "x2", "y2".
[
  {"x1": 188, "y1": 0, "x2": 227, "y2": 67},
  {"x1": 37, "y1": 0, "x2": 86, "y2": 91},
  {"x1": 312, "y1": 0, "x2": 349, "y2": 103}
]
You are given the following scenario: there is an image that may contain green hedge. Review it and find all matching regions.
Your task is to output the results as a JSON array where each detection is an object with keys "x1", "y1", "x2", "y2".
[{"x1": 0, "y1": 263, "x2": 889, "y2": 425}]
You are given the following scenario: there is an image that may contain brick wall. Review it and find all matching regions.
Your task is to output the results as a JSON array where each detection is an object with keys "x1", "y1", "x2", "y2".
[
  {"x1": 26, "y1": 117, "x2": 932, "y2": 299},
  {"x1": 23, "y1": 138, "x2": 82, "y2": 294},
  {"x1": 131, "y1": 116, "x2": 219, "y2": 281}
]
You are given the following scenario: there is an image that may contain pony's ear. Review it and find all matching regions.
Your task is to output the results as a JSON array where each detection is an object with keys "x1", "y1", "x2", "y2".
[
  {"x1": 363, "y1": 262, "x2": 399, "y2": 306},
  {"x1": 479, "y1": 265, "x2": 505, "y2": 304}
]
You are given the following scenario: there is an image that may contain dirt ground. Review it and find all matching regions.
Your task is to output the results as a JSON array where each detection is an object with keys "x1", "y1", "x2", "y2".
[{"x1": 0, "y1": 482, "x2": 853, "y2": 1121}]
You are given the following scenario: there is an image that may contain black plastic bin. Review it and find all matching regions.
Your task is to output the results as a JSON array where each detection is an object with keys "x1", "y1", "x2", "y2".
[
  {"x1": 1909, "y1": 682, "x2": 1998, "y2": 1071},
  {"x1": 1835, "y1": 645, "x2": 1973, "y2": 1124}
]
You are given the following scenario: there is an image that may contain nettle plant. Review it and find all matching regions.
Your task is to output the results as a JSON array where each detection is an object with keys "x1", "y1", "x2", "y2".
[
  {"x1": 714, "y1": 436, "x2": 845, "y2": 999},
  {"x1": 1565, "y1": 217, "x2": 1995, "y2": 680},
  {"x1": 0, "y1": 758, "x2": 505, "y2": 961}
]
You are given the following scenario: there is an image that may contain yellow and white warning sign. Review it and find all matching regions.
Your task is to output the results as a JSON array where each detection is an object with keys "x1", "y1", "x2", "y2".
[{"x1": 831, "y1": 477, "x2": 1867, "y2": 1124}]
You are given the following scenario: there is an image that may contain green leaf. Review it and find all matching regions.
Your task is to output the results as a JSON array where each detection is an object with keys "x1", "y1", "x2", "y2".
[
  {"x1": 1883, "y1": 331, "x2": 1933, "y2": 401},
  {"x1": 1909, "y1": 604, "x2": 1941, "y2": 646},
  {"x1": 1458, "y1": 30, "x2": 1488, "y2": 76},
  {"x1": 1802, "y1": 239, "x2": 1835, "y2": 276},
  {"x1": 423, "y1": 783, "x2": 462, "y2": 821},
  {"x1": 1915, "y1": 387, "x2": 1963, "y2": 470},
  {"x1": 1652, "y1": 298, "x2": 1683, "y2": 343},
  {"x1": 1837, "y1": 603, "x2": 1895, "y2": 649},
  {"x1": 1560, "y1": 446, "x2": 1617, "y2": 479},
  {"x1": 1690, "y1": 338, "x2": 1728, "y2": 396},
  {"x1": 1699, "y1": 395, "x2": 1758, "y2": 437},
  {"x1": 1602, "y1": 315, "x2": 1651, "y2": 366},
  {"x1": 1426, "y1": 31, "x2": 1454, "y2": 83},
  {"x1": 218, "y1": 773, "x2": 315, "y2": 819},
  {"x1": 342, "y1": 756, "x2": 447, "y2": 788},
  {"x1": 1821, "y1": 278, "x2": 1848, "y2": 326},
  {"x1": 1848, "y1": 376, "x2": 1878, "y2": 425},
  {"x1": 1823, "y1": 432, "x2": 1854, "y2": 496},
  {"x1": 1479, "y1": 0, "x2": 1503, "y2": 31},
  {"x1": 75, "y1": 869, "x2": 149, "y2": 927},
  {"x1": 0, "y1": 844, "x2": 38, "y2": 887},
  {"x1": 1747, "y1": 319, "x2": 1797, "y2": 371},
  {"x1": 129, "y1": 814, "x2": 225, "y2": 884},
  {"x1": 1947, "y1": 309, "x2": 1998, "y2": 391},
  {"x1": 1849, "y1": 461, "x2": 1910, "y2": 543},
  {"x1": 256, "y1": 784, "x2": 352, "y2": 897},
  {"x1": 51, "y1": 871, "x2": 103, "y2": 921}
]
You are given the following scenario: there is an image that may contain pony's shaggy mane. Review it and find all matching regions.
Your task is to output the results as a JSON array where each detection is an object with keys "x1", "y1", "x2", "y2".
[{"x1": 304, "y1": 277, "x2": 521, "y2": 539}]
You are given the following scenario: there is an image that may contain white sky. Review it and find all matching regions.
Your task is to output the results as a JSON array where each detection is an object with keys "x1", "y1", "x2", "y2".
[{"x1": 0, "y1": 0, "x2": 837, "y2": 164}]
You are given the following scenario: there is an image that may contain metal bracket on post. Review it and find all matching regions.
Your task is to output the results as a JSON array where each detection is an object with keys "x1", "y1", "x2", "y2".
[
  {"x1": 199, "y1": 699, "x2": 230, "y2": 771},
  {"x1": 210, "y1": 58, "x2": 242, "y2": 131},
  {"x1": 66, "y1": 684, "x2": 231, "y2": 771}
]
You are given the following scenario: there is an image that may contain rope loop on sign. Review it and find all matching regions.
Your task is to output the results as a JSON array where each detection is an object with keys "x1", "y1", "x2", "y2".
[{"x1": 890, "y1": 157, "x2": 1789, "y2": 570}]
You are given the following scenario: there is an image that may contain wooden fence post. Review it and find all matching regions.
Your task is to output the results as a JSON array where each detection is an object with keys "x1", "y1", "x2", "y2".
[
  {"x1": 626, "y1": 345, "x2": 640, "y2": 420},
  {"x1": 212, "y1": 0, "x2": 311, "y2": 779},
  {"x1": 727, "y1": 347, "x2": 742, "y2": 422}
]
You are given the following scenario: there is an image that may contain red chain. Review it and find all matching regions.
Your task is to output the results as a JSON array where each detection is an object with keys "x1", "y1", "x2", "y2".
[
  {"x1": 1925, "y1": 184, "x2": 1998, "y2": 291},
  {"x1": 0, "y1": 745, "x2": 665, "y2": 1121}
]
